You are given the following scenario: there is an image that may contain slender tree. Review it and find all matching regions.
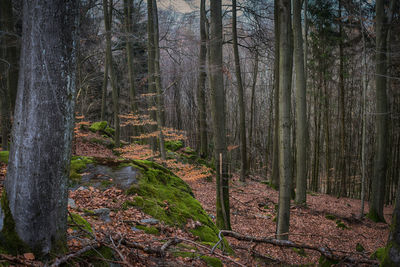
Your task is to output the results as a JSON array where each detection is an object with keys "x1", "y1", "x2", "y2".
[
  {"x1": 0, "y1": 0, "x2": 78, "y2": 255},
  {"x1": 197, "y1": 0, "x2": 208, "y2": 158},
  {"x1": 103, "y1": 0, "x2": 120, "y2": 147},
  {"x1": 210, "y1": 0, "x2": 231, "y2": 230},
  {"x1": 293, "y1": 0, "x2": 307, "y2": 205},
  {"x1": 232, "y1": 0, "x2": 248, "y2": 182},
  {"x1": 276, "y1": 0, "x2": 293, "y2": 240}
]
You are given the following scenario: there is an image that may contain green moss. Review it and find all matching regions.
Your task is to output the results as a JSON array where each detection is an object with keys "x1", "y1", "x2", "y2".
[
  {"x1": 367, "y1": 210, "x2": 386, "y2": 223},
  {"x1": 325, "y1": 214, "x2": 336, "y2": 220},
  {"x1": 79, "y1": 246, "x2": 114, "y2": 267},
  {"x1": 318, "y1": 255, "x2": 339, "y2": 267},
  {"x1": 89, "y1": 121, "x2": 108, "y2": 132},
  {"x1": 201, "y1": 255, "x2": 223, "y2": 267},
  {"x1": 69, "y1": 156, "x2": 94, "y2": 183},
  {"x1": 100, "y1": 180, "x2": 113, "y2": 188},
  {"x1": 292, "y1": 247, "x2": 307, "y2": 257},
  {"x1": 165, "y1": 140, "x2": 183, "y2": 151},
  {"x1": 356, "y1": 243, "x2": 365, "y2": 252},
  {"x1": 104, "y1": 126, "x2": 115, "y2": 137},
  {"x1": 67, "y1": 213, "x2": 92, "y2": 234},
  {"x1": 335, "y1": 219, "x2": 349, "y2": 229},
  {"x1": 125, "y1": 159, "x2": 231, "y2": 252},
  {"x1": 0, "y1": 192, "x2": 30, "y2": 255},
  {"x1": 371, "y1": 247, "x2": 385, "y2": 261},
  {"x1": 0, "y1": 151, "x2": 9, "y2": 164},
  {"x1": 136, "y1": 225, "x2": 159, "y2": 235},
  {"x1": 381, "y1": 241, "x2": 400, "y2": 267}
]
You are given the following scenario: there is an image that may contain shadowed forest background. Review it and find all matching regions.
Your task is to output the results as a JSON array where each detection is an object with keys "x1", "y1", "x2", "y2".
[{"x1": 0, "y1": 0, "x2": 400, "y2": 266}]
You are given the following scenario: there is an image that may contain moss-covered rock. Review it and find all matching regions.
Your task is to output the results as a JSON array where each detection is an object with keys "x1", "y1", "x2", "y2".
[
  {"x1": 104, "y1": 126, "x2": 115, "y2": 137},
  {"x1": 69, "y1": 156, "x2": 94, "y2": 184},
  {"x1": 0, "y1": 192, "x2": 30, "y2": 255},
  {"x1": 89, "y1": 121, "x2": 108, "y2": 132},
  {"x1": 0, "y1": 151, "x2": 9, "y2": 164},
  {"x1": 135, "y1": 225, "x2": 159, "y2": 235},
  {"x1": 67, "y1": 213, "x2": 93, "y2": 234},
  {"x1": 165, "y1": 140, "x2": 183, "y2": 151},
  {"x1": 124, "y1": 159, "x2": 230, "y2": 252}
]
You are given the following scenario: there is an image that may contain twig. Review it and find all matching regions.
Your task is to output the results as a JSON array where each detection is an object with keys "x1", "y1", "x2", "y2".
[
  {"x1": 50, "y1": 242, "x2": 101, "y2": 267},
  {"x1": 220, "y1": 230, "x2": 378, "y2": 265},
  {"x1": 161, "y1": 238, "x2": 182, "y2": 254}
]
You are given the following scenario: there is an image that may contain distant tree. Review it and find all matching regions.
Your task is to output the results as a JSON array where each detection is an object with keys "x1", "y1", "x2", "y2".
[
  {"x1": 197, "y1": 0, "x2": 208, "y2": 159},
  {"x1": 276, "y1": 0, "x2": 293, "y2": 240},
  {"x1": 103, "y1": 0, "x2": 120, "y2": 147},
  {"x1": 0, "y1": 0, "x2": 78, "y2": 255},
  {"x1": 210, "y1": 0, "x2": 231, "y2": 230},
  {"x1": 232, "y1": 0, "x2": 248, "y2": 182}
]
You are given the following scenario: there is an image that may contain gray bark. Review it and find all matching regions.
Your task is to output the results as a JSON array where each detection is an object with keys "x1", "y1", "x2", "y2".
[
  {"x1": 276, "y1": 0, "x2": 292, "y2": 241},
  {"x1": 293, "y1": 0, "x2": 307, "y2": 205},
  {"x1": 2, "y1": 0, "x2": 78, "y2": 255},
  {"x1": 210, "y1": 0, "x2": 230, "y2": 230}
]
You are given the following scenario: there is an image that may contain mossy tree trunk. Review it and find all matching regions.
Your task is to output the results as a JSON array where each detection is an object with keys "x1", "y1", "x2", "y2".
[
  {"x1": 232, "y1": 0, "x2": 248, "y2": 182},
  {"x1": 293, "y1": 0, "x2": 307, "y2": 205},
  {"x1": 197, "y1": 0, "x2": 208, "y2": 159},
  {"x1": 276, "y1": 0, "x2": 293, "y2": 241},
  {"x1": 103, "y1": 0, "x2": 120, "y2": 147},
  {"x1": 0, "y1": 0, "x2": 78, "y2": 256},
  {"x1": 210, "y1": 0, "x2": 231, "y2": 230}
]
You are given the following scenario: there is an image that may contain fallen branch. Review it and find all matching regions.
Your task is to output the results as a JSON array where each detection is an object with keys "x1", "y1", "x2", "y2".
[
  {"x1": 50, "y1": 242, "x2": 101, "y2": 267},
  {"x1": 220, "y1": 230, "x2": 378, "y2": 265},
  {"x1": 0, "y1": 254, "x2": 37, "y2": 266}
]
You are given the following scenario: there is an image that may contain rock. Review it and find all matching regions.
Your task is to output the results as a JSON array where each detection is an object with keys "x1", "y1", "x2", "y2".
[
  {"x1": 208, "y1": 214, "x2": 216, "y2": 219},
  {"x1": 255, "y1": 214, "x2": 271, "y2": 220},
  {"x1": 92, "y1": 208, "x2": 111, "y2": 223},
  {"x1": 68, "y1": 198, "x2": 77, "y2": 209},
  {"x1": 140, "y1": 218, "x2": 159, "y2": 225},
  {"x1": 81, "y1": 165, "x2": 139, "y2": 190},
  {"x1": 131, "y1": 226, "x2": 141, "y2": 231}
]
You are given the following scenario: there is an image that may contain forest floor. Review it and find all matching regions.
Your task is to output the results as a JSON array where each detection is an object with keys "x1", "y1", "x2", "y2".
[{"x1": 0, "y1": 127, "x2": 392, "y2": 266}]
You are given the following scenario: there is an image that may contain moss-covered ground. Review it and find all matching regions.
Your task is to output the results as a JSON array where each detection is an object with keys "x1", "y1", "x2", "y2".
[{"x1": 0, "y1": 151, "x2": 9, "y2": 164}]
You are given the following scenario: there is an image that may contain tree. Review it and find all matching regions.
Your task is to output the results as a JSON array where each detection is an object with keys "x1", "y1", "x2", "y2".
[
  {"x1": 369, "y1": 0, "x2": 394, "y2": 223},
  {"x1": 103, "y1": 0, "x2": 120, "y2": 147},
  {"x1": 210, "y1": 0, "x2": 230, "y2": 230},
  {"x1": 197, "y1": 0, "x2": 208, "y2": 159},
  {"x1": 0, "y1": 0, "x2": 18, "y2": 150},
  {"x1": 271, "y1": 0, "x2": 280, "y2": 189},
  {"x1": 232, "y1": 0, "x2": 248, "y2": 182},
  {"x1": 293, "y1": 0, "x2": 307, "y2": 205},
  {"x1": 0, "y1": 0, "x2": 78, "y2": 255},
  {"x1": 276, "y1": 0, "x2": 293, "y2": 240}
]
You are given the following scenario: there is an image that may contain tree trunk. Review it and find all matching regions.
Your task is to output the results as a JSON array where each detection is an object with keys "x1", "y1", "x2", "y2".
[
  {"x1": 103, "y1": 0, "x2": 120, "y2": 147},
  {"x1": 232, "y1": 0, "x2": 248, "y2": 182},
  {"x1": 124, "y1": 0, "x2": 138, "y2": 113},
  {"x1": 369, "y1": 0, "x2": 390, "y2": 223},
  {"x1": 210, "y1": 0, "x2": 230, "y2": 230},
  {"x1": 0, "y1": 0, "x2": 78, "y2": 256},
  {"x1": 276, "y1": 0, "x2": 292, "y2": 241},
  {"x1": 101, "y1": 56, "x2": 108, "y2": 122},
  {"x1": 271, "y1": 0, "x2": 280, "y2": 189},
  {"x1": 151, "y1": 0, "x2": 166, "y2": 160},
  {"x1": 197, "y1": 0, "x2": 208, "y2": 158},
  {"x1": 293, "y1": 0, "x2": 307, "y2": 205},
  {"x1": 249, "y1": 51, "x2": 259, "y2": 169}
]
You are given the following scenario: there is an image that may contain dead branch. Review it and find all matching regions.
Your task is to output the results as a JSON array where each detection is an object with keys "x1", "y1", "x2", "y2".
[
  {"x1": 50, "y1": 242, "x2": 101, "y2": 267},
  {"x1": 220, "y1": 230, "x2": 378, "y2": 265}
]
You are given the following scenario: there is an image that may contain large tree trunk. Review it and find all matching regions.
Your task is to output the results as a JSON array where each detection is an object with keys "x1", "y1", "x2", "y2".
[
  {"x1": 124, "y1": 0, "x2": 138, "y2": 113},
  {"x1": 0, "y1": 0, "x2": 78, "y2": 256},
  {"x1": 197, "y1": 0, "x2": 208, "y2": 158},
  {"x1": 232, "y1": 0, "x2": 248, "y2": 182},
  {"x1": 210, "y1": 0, "x2": 230, "y2": 230},
  {"x1": 369, "y1": 0, "x2": 390, "y2": 223},
  {"x1": 103, "y1": 0, "x2": 120, "y2": 147},
  {"x1": 151, "y1": 0, "x2": 166, "y2": 160},
  {"x1": 249, "y1": 51, "x2": 259, "y2": 169},
  {"x1": 271, "y1": 0, "x2": 280, "y2": 189},
  {"x1": 276, "y1": 0, "x2": 292, "y2": 241},
  {"x1": 293, "y1": 0, "x2": 307, "y2": 205}
]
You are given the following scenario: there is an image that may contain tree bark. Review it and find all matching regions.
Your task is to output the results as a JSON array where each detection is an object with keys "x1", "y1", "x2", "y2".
[
  {"x1": 232, "y1": 0, "x2": 248, "y2": 182},
  {"x1": 210, "y1": 0, "x2": 230, "y2": 230},
  {"x1": 293, "y1": 0, "x2": 307, "y2": 205},
  {"x1": 197, "y1": 0, "x2": 208, "y2": 159},
  {"x1": 369, "y1": 0, "x2": 390, "y2": 223},
  {"x1": 0, "y1": 0, "x2": 78, "y2": 255},
  {"x1": 271, "y1": 0, "x2": 280, "y2": 189},
  {"x1": 103, "y1": 0, "x2": 120, "y2": 147},
  {"x1": 276, "y1": 0, "x2": 292, "y2": 241}
]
